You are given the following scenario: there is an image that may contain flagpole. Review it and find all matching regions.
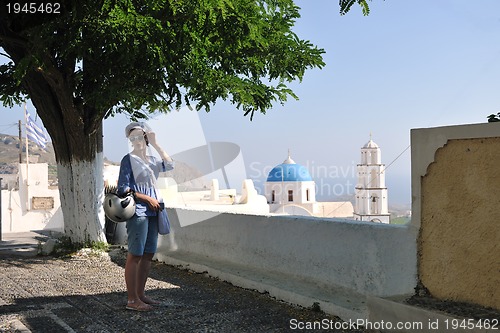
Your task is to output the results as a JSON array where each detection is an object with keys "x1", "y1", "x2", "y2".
[
  {"x1": 23, "y1": 105, "x2": 49, "y2": 212},
  {"x1": 18, "y1": 120, "x2": 22, "y2": 163},
  {"x1": 24, "y1": 103, "x2": 30, "y2": 211}
]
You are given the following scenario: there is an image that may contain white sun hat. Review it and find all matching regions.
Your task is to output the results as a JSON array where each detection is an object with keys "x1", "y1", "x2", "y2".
[{"x1": 124, "y1": 122, "x2": 153, "y2": 138}]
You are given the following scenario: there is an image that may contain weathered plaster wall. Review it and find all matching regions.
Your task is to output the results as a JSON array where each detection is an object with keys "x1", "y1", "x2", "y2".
[
  {"x1": 157, "y1": 209, "x2": 417, "y2": 298},
  {"x1": 412, "y1": 124, "x2": 500, "y2": 311}
]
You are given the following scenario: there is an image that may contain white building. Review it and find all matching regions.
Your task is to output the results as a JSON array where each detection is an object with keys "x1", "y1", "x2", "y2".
[
  {"x1": 265, "y1": 153, "x2": 353, "y2": 217},
  {"x1": 353, "y1": 138, "x2": 390, "y2": 223},
  {"x1": 1, "y1": 163, "x2": 64, "y2": 233}
]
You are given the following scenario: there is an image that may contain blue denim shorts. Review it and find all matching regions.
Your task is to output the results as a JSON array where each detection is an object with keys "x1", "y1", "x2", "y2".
[{"x1": 126, "y1": 215, "x2": 158, "y2": 256}]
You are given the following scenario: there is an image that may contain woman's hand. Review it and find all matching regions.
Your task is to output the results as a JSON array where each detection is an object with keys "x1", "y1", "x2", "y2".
[
  {"x1": 146, "y1": 132, "x2": 157, "y2": 146},
  {"x1": 134, "y1": 192, "x2": 161, "y2": 212}
]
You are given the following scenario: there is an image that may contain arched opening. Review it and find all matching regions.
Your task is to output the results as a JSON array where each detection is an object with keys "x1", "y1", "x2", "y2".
[{"x1": 370, "y1": 195, "x2": 379, "y2": 214}]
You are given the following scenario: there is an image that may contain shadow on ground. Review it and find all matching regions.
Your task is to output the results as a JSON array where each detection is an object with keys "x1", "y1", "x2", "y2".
[{"x1": 0, "y1": 249, "x2": 366, "y2": 332}]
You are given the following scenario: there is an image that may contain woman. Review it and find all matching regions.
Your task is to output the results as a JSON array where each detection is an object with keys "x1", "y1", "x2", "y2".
[{"x1": 117, "y1": 122, "x2": 174, "y2": 312}]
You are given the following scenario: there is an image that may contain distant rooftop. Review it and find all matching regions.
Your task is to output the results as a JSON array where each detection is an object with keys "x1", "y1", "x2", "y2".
[{"x1": 266, "y1": 152, "x2": 312, "y2": 182}]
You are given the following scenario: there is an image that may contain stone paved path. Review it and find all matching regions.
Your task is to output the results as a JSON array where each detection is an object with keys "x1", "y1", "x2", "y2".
[{"x1": 0, "y1": 248, "x2": 368, "y2": 333}]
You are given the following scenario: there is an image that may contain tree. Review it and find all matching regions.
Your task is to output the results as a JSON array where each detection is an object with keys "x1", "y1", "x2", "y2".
[
  {"x1": 487, "y1": 113, "x2": 500, "y2": 122},
  {"x1": 339, "y1": 0, "x2": 372, "y2": 16},
  {"x1": 0, "y1": 0, "x2": 326, "y2": 243}
]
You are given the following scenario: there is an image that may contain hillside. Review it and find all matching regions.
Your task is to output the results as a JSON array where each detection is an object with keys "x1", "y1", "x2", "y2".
[
  {"x1": 0, "y1": 133, "x2": 57, "y2": 187},
  {"x1": 0, "y1": 133, "x2": 56, "y2": 165}
]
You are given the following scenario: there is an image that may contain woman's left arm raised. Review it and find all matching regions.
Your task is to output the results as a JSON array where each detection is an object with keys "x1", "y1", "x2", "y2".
[{"x1": 147, "y1": 132, "x2": 174, "y2": 170}]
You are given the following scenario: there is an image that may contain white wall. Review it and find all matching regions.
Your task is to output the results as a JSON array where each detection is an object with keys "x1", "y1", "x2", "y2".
[
  {"x1": 1, "y1": 188, "x2": 63, "y2": 233},
  {"x1": 1, "y1": 163, "x2": 64, "y2": 233},
  {"x1": 157, "y1": 209, "x2": 417, "y2": 297}
]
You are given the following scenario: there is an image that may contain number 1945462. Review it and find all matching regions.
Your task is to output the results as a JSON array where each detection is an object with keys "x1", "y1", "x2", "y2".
[{"x1": 6, "y1": 2, "x2": 61, "y2": 14}]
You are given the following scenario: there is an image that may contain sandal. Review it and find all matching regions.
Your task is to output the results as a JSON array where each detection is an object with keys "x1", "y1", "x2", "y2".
[
  {"x1": 141, "y1": 296, "x2": 161, "y2": 305},
  {"x1": 126, "y1": 300, "x2": 153, "y2": 312}
]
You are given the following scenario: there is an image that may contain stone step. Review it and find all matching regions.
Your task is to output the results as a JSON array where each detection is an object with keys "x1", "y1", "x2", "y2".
[{"x1": 368, "y1": 297, "x2": 498, "y2": 333}]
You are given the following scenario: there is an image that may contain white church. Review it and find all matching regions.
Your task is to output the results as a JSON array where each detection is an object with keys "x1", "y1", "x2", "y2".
[
  {"x1": 353, "y1": 138, "x2": 390, "y2": 223},
  {"x1": 264, "y1": 153, "x2": 354, "y2": 218}
]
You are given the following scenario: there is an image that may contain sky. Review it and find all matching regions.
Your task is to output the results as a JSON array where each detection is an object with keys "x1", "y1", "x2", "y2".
[{"x1": 1, "y1": 0, "x2": 500, "y2": 206}]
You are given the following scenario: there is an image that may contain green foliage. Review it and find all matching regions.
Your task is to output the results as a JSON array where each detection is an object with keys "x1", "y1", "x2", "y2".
[
  {"x1": 487, "y1": 113, "x2": 500, "y2": 122},
  {"x1": 339, "y1": 0, "x2": 372, "y2": 16},
  {"x1": 52, "y1": 235, "x2": 110, "y2": 257},
  {"x1": 0, "y1": 63, "x2": 27, "y2": 107},
  {"x1": 0, "y1": 0, "x2": 326, "y2": 121}
]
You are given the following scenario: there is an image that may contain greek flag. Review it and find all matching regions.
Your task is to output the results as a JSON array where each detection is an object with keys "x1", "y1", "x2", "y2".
[{"x1": 26, "y1": 113, "x2": 48, "y2": 150}]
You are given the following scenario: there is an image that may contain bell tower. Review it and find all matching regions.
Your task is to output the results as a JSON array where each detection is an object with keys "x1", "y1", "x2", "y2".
[{"x1": 353, "y1": 136, "x2": 390, "y2": 223}]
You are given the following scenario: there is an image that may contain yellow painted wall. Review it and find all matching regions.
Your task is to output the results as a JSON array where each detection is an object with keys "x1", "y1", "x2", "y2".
[{"x1": 419, "y1": 138, "x2": 500, "y2": 310}]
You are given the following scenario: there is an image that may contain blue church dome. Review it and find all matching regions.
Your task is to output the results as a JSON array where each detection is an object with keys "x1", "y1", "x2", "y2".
[{"x1": 267, "y1": 155, "x2": 312, "y2": 182}]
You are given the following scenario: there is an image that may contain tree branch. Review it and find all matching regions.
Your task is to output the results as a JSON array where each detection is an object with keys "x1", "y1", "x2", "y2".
[
  {"x1": 0, "y1": 52, "x2": 13, "y2": 60},
  {"x1": 0, "y1": 35, "x2": 29, "y2": 48}
]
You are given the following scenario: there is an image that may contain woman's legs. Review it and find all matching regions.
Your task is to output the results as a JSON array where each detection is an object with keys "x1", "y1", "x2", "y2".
[
  {"x1": 124, "y1": 215, "x2": 159, "y2": 309},
  {"x1": 125, "y1": 252, "x2": 158, "y2": 308},
  {"x1": 137, "y1": 252, "x2": 159, "y2": 304},
  {"x1": 125, "y1": 253, "x2": 151, "y2": 311}
]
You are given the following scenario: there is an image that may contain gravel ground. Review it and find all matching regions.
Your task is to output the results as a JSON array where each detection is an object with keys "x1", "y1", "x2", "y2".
[
  {"x1": 0, "y1": 247, "x2": 369, "y2": 333},
  {"x1": 1, "y1": 246, "x2": 497, "y2": 332}
]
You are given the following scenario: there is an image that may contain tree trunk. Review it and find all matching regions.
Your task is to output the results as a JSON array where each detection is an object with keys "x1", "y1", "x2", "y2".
[
  {"x1": 56, "y1": 131, "x2": 107, "y2": 244},
  {"x1": 50, "y1": 119, "x2": 106, "y2": 244},
  {"x1": 22, "y1": 69, "x2": 107, "y2": 244},
  {"x1": 50, "y1": 119, "x2": 107, "y2": 244}
]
